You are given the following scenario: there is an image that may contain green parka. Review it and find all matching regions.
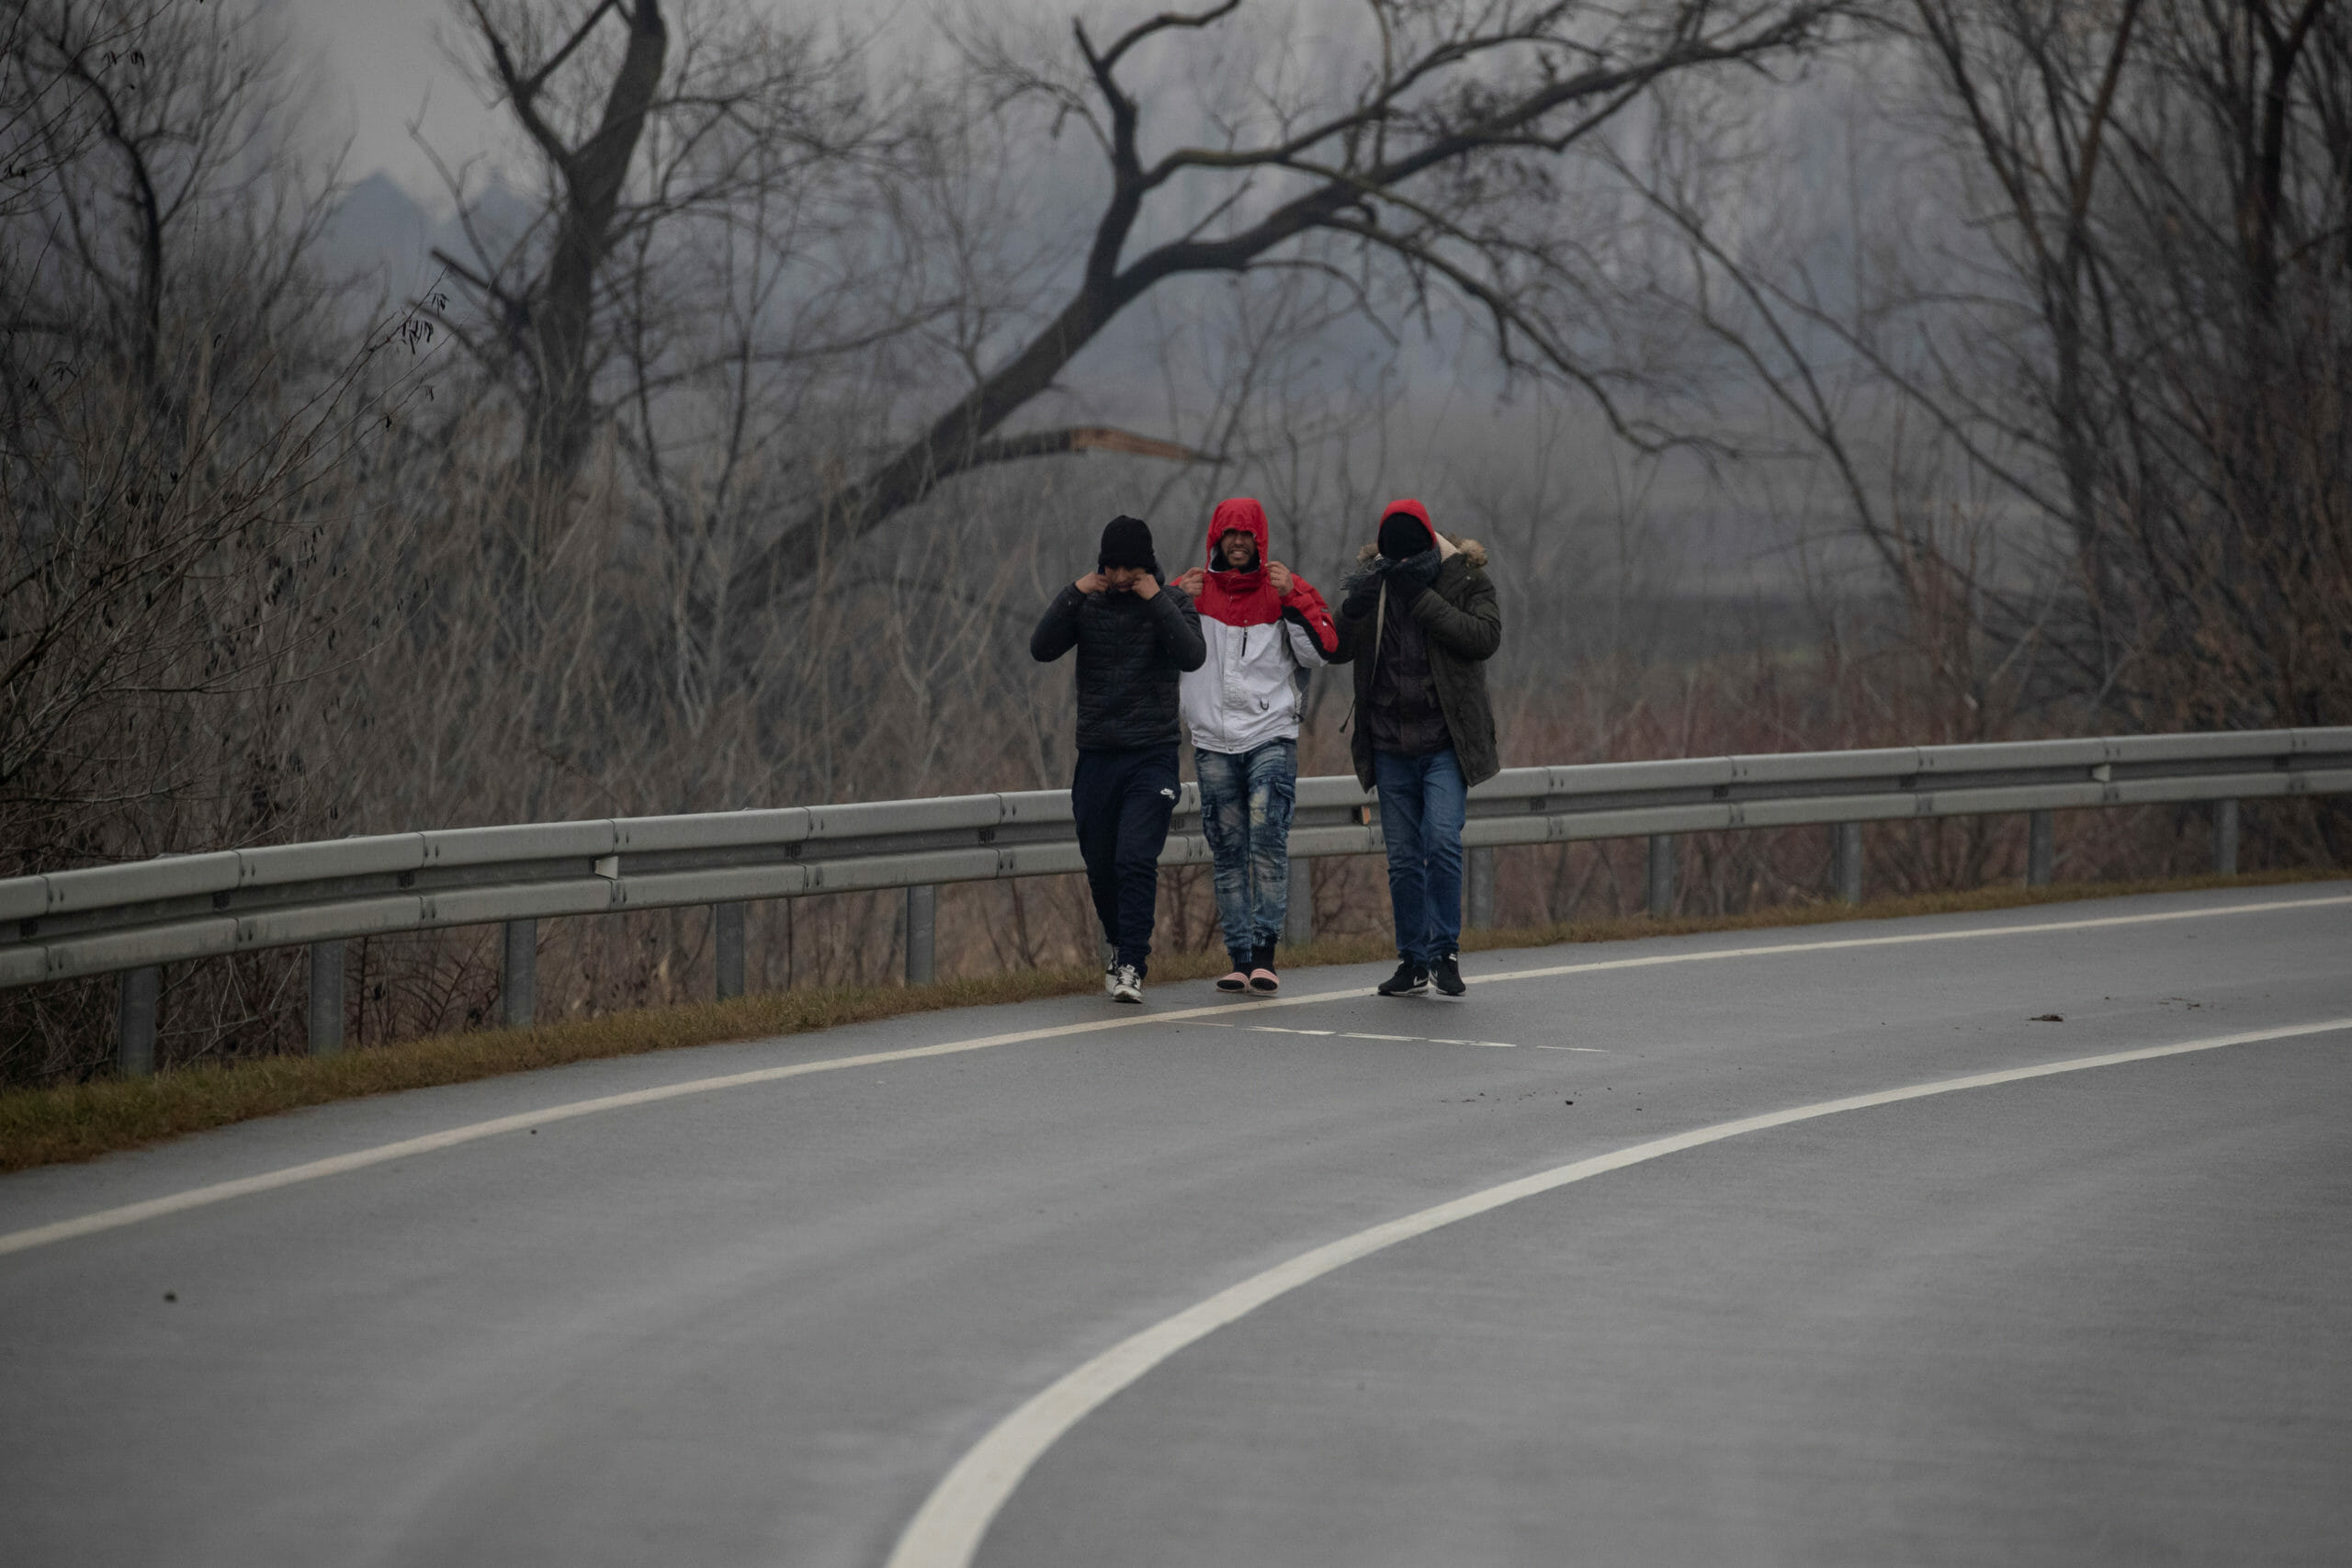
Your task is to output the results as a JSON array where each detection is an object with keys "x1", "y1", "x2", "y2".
[{"x1": 1331, "y1": 531, "x2": 1503, "y2": 789}]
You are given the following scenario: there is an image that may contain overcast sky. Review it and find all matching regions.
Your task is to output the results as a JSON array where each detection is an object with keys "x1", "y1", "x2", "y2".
[
  {"x1": 279, "y1": 0, "x2": 1015, "y2": 199},
  {"x1": 286, "y1": 0, "x2": 919, "y2": 197},
  {"x1": 283, "y1": 0, "x2": 494, "y2": 196}
]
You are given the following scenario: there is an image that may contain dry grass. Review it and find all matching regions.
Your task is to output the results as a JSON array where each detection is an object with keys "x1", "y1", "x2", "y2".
[{"x1": 0, "y1": 866, "x2": 2336, "y2": 1176}]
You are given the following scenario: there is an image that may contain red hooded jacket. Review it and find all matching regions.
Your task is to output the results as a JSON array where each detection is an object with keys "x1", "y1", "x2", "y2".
[
  {"x1": 1179, "y1": 497, "x2": 1340, "y2": 754},
  {"x1": 1192, "y1": 498, "x2": 1340, "y2": 647}
]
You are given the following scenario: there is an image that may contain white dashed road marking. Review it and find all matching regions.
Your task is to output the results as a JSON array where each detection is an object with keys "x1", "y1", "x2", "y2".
[{"x1": 1224, "y1": 1023, "x2": 1528, "y2": 1049}]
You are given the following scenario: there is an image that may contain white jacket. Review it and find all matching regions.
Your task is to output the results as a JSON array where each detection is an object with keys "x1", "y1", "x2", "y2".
[{"x1": 1182, "y1": 615, "x2": 1328, "y2": 754}]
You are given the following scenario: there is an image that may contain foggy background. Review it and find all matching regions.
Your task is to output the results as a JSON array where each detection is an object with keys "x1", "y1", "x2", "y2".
[{"x1": 5, "y1": 0, "x2": 2346, "y2": 1079}]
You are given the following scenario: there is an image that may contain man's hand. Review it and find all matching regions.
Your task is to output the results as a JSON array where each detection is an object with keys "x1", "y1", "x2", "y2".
[
  {"x1": 1075, "y1": 571, "x2": 1108, "y2": 595},
  {"x1": 1267, "y1": 560, "x2": 1293, "y2": 595},
  {"x1": 1173, "y1": 567, "x2": 1206, "y2": 596},
  {"x1": 1131, "y1": 571, "x2": 1160, "y2": 600}
]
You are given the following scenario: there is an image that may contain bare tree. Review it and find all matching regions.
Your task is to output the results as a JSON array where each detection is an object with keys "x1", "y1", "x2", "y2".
[
  {"x1": 427, "y1": 0, "x2": 925, "y2": 500},
  {"x1": 1, "y1": 0, "x2": 343, "y2": 400},
  {"x1": 1604, "y1": 0, "x2": 2352, "y2": 853},
  {"x1": 710, "y1": 0, "x2": 1860, "y2": 617},
  {"x1": 0, "y1": 2, "x2": 133, "y2": 222},
  {"x1": 432, "y1": 0, "x2": 670, "y2": 495},
  {"x1": 1863, "y1": 0, "x2": 2352, "y2": 739},
  {"x1": 0, "y1": 0, "x2": 406, "y2": 868}
]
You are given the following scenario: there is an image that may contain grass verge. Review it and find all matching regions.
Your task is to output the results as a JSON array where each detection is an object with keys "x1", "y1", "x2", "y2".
[{"x1": 2, "y1": 866, "x2": 2337, "y2": 1176}]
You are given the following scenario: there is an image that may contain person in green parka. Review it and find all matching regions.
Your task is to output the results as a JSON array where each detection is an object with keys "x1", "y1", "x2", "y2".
[{"x1": 1331, "y1": 498, "x2": 1503, "y2": 998}]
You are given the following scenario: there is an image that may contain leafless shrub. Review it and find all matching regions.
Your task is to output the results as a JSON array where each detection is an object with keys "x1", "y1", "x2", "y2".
[{"x1": 1602, "y1": 2, "x2": 2352, "y2": 862}]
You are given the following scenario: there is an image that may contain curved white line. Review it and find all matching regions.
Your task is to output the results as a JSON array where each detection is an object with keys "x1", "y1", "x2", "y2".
[
  {"x1": 0, "y1": 1010, "x2": 1227, "y2": 1259},
  {"x1": 883, "y1": 1014, "x2": 2352, "y2": 1568},
  {"x1": 3, "y1": 891, "x2": 2345, "y2": 1260}
]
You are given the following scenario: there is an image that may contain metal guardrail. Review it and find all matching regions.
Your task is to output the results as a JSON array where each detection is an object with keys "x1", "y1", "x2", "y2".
[{"x1": 7, "y1": 728, "x2": 2347, "y2": 1074}]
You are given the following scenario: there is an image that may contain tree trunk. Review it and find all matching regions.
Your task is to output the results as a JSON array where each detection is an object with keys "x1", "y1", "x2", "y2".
[{"x1": 526, "y1": 0, "x2": 668, "y2": 495}]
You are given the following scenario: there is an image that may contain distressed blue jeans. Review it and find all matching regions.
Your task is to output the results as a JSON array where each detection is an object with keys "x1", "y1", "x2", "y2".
[
  {"x1": 1193, "y1": 739, "x2": 1298, "y2": 965},
  {"x1": 1374, "y1": 747, "x2": 1466, "y2": 964}
]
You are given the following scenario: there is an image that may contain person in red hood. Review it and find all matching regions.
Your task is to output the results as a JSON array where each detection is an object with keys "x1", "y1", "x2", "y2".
[
  {"x1": 1334, "y1": 497, "x2": 1501, "y2": 999},
  {"x1": 1172, "y1": 497, "x2": 1340, "y2": 993}
]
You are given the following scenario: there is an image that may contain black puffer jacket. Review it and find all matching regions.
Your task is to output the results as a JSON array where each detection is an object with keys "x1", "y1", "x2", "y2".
[{"x1": 1032, "y1": 581, "x2": 1207, "y2": 750}]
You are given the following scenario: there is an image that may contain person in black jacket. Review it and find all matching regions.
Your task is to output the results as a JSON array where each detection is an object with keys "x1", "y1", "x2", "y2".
[{"x1": 1032, "y1": 515, "x2": 1207, "y2": 1002}]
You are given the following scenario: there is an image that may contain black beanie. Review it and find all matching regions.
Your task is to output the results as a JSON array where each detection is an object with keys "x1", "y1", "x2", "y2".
[
  {"x1": 1098, "y1": 514, "x2": 1157, "y2": 570},
  {"x1": 1378, "y1": 509, "x2": 1432, "y2": 560}
]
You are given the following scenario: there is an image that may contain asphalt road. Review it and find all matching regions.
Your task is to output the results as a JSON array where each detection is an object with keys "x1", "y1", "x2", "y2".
[{"x1": 3, "y1": 883, "x2": 2347, "y2": 1567}]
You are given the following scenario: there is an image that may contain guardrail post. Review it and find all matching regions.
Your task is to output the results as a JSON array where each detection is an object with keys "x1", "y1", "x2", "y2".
[
  {"x1": 307, "y1": 942, "x2": 344, "y2": 1056},
  {"x1": 1833, "y1": 822, "x2": 1863, "y2": 905},
  {"x1": 714, "y1": 903, "x2": 746, "y2": 1000},
  {"x1": 904, "y1": 885, "x2": 936, "y2": 987},
  {"x1": 116, "y1": 965, "x2": 159, "y2": 1077},
  {"x1": 1646, "y1": 835, "x2": 1675, "y2": 919},
  {"x1": 2213, "y1": 799, "x2": 2240, "y2": 875},
  {"x1": 501, "y1": 919, "x2": 536, "y2": 1029},
  {"x1": 1466, "y1": 845, "x2": 1498, "y2": 930},
  {"x1": 2027, "y1": 810, "x2": 2054, "y2": 887},
  {"x1": 1284, "y1": 858, "x2": 1313, "y2": 947}
]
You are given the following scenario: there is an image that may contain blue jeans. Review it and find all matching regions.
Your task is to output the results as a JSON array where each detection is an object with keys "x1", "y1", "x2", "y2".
[
  {"x1": 1194, "y1": 739, "x2": 1297, "y2": 964},
  {"x1": 1374, "y1": 748, "x2": 1466, "y2": 964}
]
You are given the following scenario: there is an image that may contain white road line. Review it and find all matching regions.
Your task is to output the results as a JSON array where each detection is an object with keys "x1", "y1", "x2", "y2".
[
  {"x1": 1311, "y1": 1030, "x2": 1521, "y2": 1049},
  {"x1": 1533, "y1": 1044, "x2": 1608, "y2": 1054},
  {"x1": 1456, "y1": 893, "x2": 2352, "y2": 989},
  {"x1": 4, "y1": 890, "x2": 2344, "y2": 1260},
  {"x1": 880, "y1": 1014, "x2": 2352, "y2": 1568},
  {"x1": 0, "y1": 1010, "x2": 1260, "y2": 1260}
]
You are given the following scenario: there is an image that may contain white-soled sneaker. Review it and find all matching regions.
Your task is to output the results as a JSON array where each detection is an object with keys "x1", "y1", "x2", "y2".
[
  {"x1": 1376, "y1": 959, "x2": 1430, "y2": 997},
  {"x1": 1431, "y1": 952, "x2": 1465, "y2": 997},
  {"x1": 1110, "y1": 964, "x2": 1144, "y2": 1004}
]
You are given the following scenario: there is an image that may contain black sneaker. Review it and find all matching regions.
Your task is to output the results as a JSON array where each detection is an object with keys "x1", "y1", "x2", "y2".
[
  {"x1": 1248, "y1": 941, "x2": 1280, "y2": 993},
  {"x1": 1431, "y1": 952, "x2": 1464, "y2": 996},
  {"x1": 1376, "y1": 959, "x2": 1429, "y2": 997}
]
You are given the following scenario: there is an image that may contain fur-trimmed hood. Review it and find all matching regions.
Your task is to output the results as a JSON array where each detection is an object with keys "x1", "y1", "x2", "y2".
[{"x1": 1333, "y1": 498, "x2": 1505, "y2": 793}]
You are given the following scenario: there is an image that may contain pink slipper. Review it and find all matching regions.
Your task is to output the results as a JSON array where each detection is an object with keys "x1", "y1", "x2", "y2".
[
  {"x1": 1216, "y1": 970, "x2": 1250, "y2": 992},
  {"x1": 1248, "y1": 967, "x2": 1280, "y2": 994}
]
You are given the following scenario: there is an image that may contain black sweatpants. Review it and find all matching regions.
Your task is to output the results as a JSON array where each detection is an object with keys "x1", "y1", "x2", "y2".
[{"x1": 1071, "y1": 746, "x2": 1180, "y2": 973}]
